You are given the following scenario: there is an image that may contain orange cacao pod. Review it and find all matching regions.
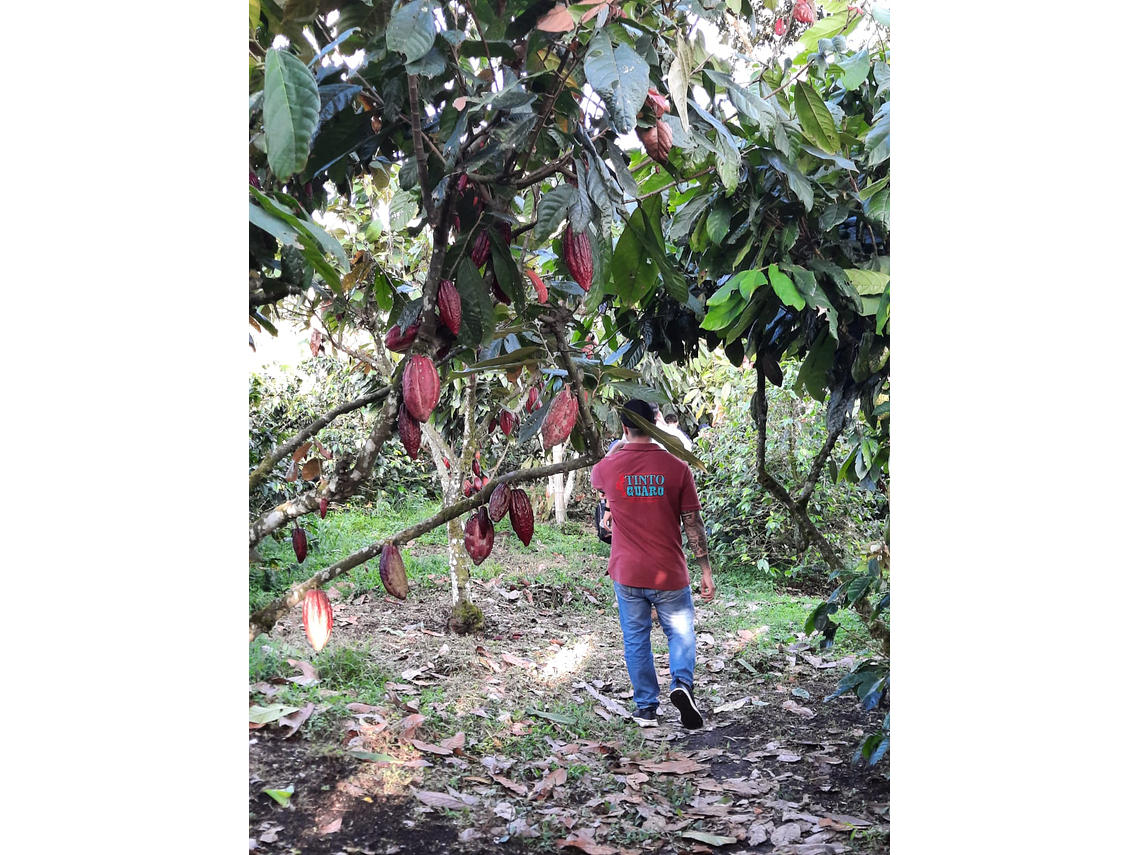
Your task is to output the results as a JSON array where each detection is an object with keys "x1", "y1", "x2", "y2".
[
  {"x1": 564, "y1": 226, "x2": 593, "y2": 291},
  {"x1": 302, "y1": 588, "x2": 333, "y2": 652},
  {"x1": 542, "y1": 388, "x2": 579, "y2": 450},
  {"x1": 509, "y1": 488, "x2": 534, "y2": 546},
  {"x1": 499, "y1": 410, "x2": 516, "y2": 436},
  {"x1": 379, "y1": 543, "x2": 409, "y2": 600},
  {"x1": 402, "y1": 355, "x2": 440, "y2": 423},
  {"x1": 385, "y1": 320, "x2": 420, "y2": 353},
  {"x1": 292, "y1": 526, "x2": 308, "y2": 563},
  {"x1": 524, "y1": 268, "x2": 548, "y2": 303},
  {"x1": 438, "y1": 279, "x2": 461, "y2": 336},
  {"x1": 463, "y1": 506, "x2": 495, "y2": 565},
  {"x1": 489, "y1": 481, "x2": 512, "y2": 522},
  {"x1": 638, "y1": 119, "x2": 673, "y2": 165},
  {"x1": 398, "y1": 404, "x2": 421, "y2": 459}
]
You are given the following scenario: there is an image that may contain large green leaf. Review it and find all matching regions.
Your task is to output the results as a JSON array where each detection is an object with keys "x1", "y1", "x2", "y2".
[
  {"x1": 705, "y1": 71, "x2": 776, "y2": 135},
  {"x1": 768, "y1": 265, "x2": 805, "y2": 311},
  {"x1": 488, "y1": 227, "x2": 524, "y2": 306},
  {"x1": 250, "y1": 187, "x2": 346, "y2": 293},
  {"x1": 864, "y1": 100, "x2": 890, "y2": 166},
  {"x1": 700, "y1": 292, "x2": 746, "y2": 331},
  {"x1": 612, "y1": 215, "x2": 657, "y2": 305},
  {"x1": 533, "y1": 184, "x2": 577, "y2": 243},
  {"x1": 714, "y1": 132, "x2": 741, "y2": 196},
  {"x1": 455, "y1": 257, "x2": 494, "y2": 348},
  {"x1": 668, "y1": 191, "x2": 712, "y2": 243},
  {"x1": 706, "y1": 201, "x2": 732, "y2": 246},
  {"x1": 795, "y1": 14, "x2": 851, "y2": 56},
  {"x1": 793, "y1": 81, "x2": 839, "y2": 154},
  {"x1": 667, "y1": 33, "x2": 693, "y2": 132},
  {"x1": 797, "y1": 331, "x2": 837, "y2": 402},
  {"x1": 732, "y1": 268, "x2": 768, "y2": 301},
  {"x1": 387, "y1": 0, "x2": 438, "y2": 63},
  {"x1": 624, "y1": 197, "x2": 689, "y2": 302},
  {"x1": 846, "y1": 269, "x2": 889, "y2": 296},
  {"x1": 583, "y1": 28, "x2": 650, "y2": 134},
  {"x1": 837, "y1": 49, "x2": 871, "y2": 90},
  {"x1": 263, "y1": 48, "x2": 320, "y2": 180}
]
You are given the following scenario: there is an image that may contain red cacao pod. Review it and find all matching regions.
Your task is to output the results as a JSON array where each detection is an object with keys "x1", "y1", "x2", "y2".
[
  {"x1": 398, "y1": 404, "x2": 422, "y2": 459},
  {"x1": 402, "y1": 355, "x2": 441, "y2": 423},
  {"x1": 564, "y1": 226, "x2": 593, "y2": 291},
  {"x1": 646, "y1": 87, "x2": 670, "y2": 119},
  {"x1": 509, "y1": 488, "x2": 534, "y2": 547},
  {"x1": 464, "y1": 478, "x2": 475, "y2": 497},
  {"x1": 774, "y1": 17, "x2": 786, "y2": 35},
  {"x1": 457, "y1": 173, "x2": 469, "y2": 193},
  {"x1": 292, "y1": 526, "x2": 308, "y2": 563},
  {"x1": 385, "y1": 320, "x2": 420, "y2": 353},
  {"x1": 302, "y1": 588, "x2": 333, "y2": 652},
  {"x1": 499, "y1": 410, "x2": 516, "y2": 436},
  {"x1": 438, "y1": 279, "x2": 461, "y2": 336},
  {"x1": 471, "y1": 229, "x2": 491, "y2": 268},
  {"x1": 319, "y1": 498, "x2": 328, "y2": 519},
  {"x1": 472, "y1": 457, "x2": 482, "y2": 478},
  {"x1": 793, "y1": 0, "x2": 815, "y2": 24},
  {"x1": 489, "y1": 482, "x2": 512, "y2": 522},
  {"x1": 487, "y1": 413, "x2": 497, "y2": 436},
  {"x1": 526, "y1": 386, "x2": 541, "y2": 414},
  {"x1": 379, "y1": 543, "x2": 409, "y2": 600},
  {"x1": 490, "y1": 274, "x2": 512, "y2": 305},
  {"x1": 463, "y1": 506, "x2": 495, "y2": 565},
  {"x1": 542, "y1": 388, "x2": 579, "y2": 451},
  {"x1": 524, "y1": 268, "x2": 548, "y2": 304},
  {"x1": 638, "y1": 119, "x2": 673, "y2": 165}
]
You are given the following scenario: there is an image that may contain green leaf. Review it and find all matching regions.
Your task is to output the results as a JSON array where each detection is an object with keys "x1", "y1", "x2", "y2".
[
  {"x1": 846, "y1": 269, "x2": 889, "y2": 296},
  {"x1": 864, "y1": 186, "x2": 890, "y2": 230},
  {"x1": 732, "y1": 268, "x2": 768, "y2": 301},
  {"x1": 389, "y1": 188, "x2": 420, "y2": 232},
  {"x1": 525, "y1": 708, "x2": 575, "y2": 724},
  {"x1": 517, "y1": 395, "x2": 554, "y2": 445},
  {"x1": 700, "y1": 292, "x2": 746, "y2": 331},
  {"x1": 612, "y1": 218, "x2": 657, "y2": 305},
  {"x1": 707, "y1": 279, "x2": 739, "y2": 308},
  {"x1": 768, "y1": 265, "x2": 805, "y2": 311},
  {"x1": 455, "y1": 257, "x2": 493, "y2": 347},
  {"x1": 623, "y1": 197, "x2": 689, "y2": 302},
  {"x1": 249, "y1": 202, "x2": 303, "y2": 250},
  {"x1": 793, "y1": 81, "x2": 839, "y2": 154},
  {"x1": 249, "y1": 0, "x2": 261, "y2": 35},
  {"x1": 668, "y1": 192, "x2": 713, "y2": 243},
  {"x1": 875, "y1": 284, "x2": 890, "y2": 334},
  {"x1": 604, "y1": 139, "x2": 640, "y2": 199},
  {"x1": 705, "y1": 71, "x2": 776, "y2": 135},
  {"x1": 706, "y1": 202, "x2": 732, "y2": 246},
  {"x1": 797, "y1": 331, "x2": 837, "y2": 403},
  {"x1": 796, "y1": 14, "x2": 850, "y2": 56},
  {"x1": 667, "y1": 34, "x2": 693, "y2": 132},
  {"x1": 870, "y1": 3, "x2": 890, "y2": 29},
  {"x1": 407, "y1": 46, "x2": 447, "y2": 77},
  {"x1": 249, "y1": 704, "x2": 301, "y2": 724},
  {"x1": 263, "y1": 48, "x2": 320, "y2": 180},
  {"x1": 488, "y1": 227, "x2": 524, "y2": 306},
  {"x1": 864, "y1": 100, "x2": 890, "y2": 166},
  {"x1": 249, "y1": 187, "x2": 346, "y2": 293},
  {"x1": 534, "y1": 184, "x2": 577, "y2": 243},
  {"x1": 583, "y1": 28, "x2": 650, "y2": 134},
  {"x1": 282, "y1": 0, "x2": 318, "y2": 22},
  {"x1": 262, "y1": 785, "x2": 294, "y2": 806},
  {"x1": 714, "y1": 132, "x2": 741, "y2": 196},
  {"x1": 347, "y1": 751, "x2": 399, "y2": 764},
  {"x1": 837, "y1": 49, "x2": 871, "y2": 90},
  {"x1": 387, "y1": 0, "x2": 437, "y2": 63}
]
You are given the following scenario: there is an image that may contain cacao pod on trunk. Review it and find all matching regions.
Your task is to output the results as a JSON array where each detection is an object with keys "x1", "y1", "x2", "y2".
[
  {"x1": 471, "y1": 229, "x2": 491, "y2": 268},
  {"x1": 379, "y1": 543, "x2": 409, "y2": 600},
  {"x1": 398, "y1": 404, "x2": 422, "y2": 459},
  {"x1": 638, "y1": 119, "x2": 673, "y2": 165},
  {"x1": 319, "y1": 498, "x2": 328, "y2": 519},
  {"x1": 526, "y1": 386, "x2": 541, "y2": 413},
  {"x1": 509, "y1": 488, "x2": 534, "y2": 546},
  {"x1": 438, "y1": 279, "x2": 461, "y2": 336},
  {"x1": 463, "y1": 506, "x2": 495, "y2": 565},
  {"x1": 564, "y1": 226, "x2": 593, "y2": 291},
  {"x1": 524, "y1": 268, "x2": 548, "y2": 304},
  {"x1": 385, "y1": 320, "x2": 420, "y2": 353},
  {"x1": 499, "y1": 410, "x2": 516, "y2": 436},
  {"x1": 292, "y1": 526, "x2": 308, "y2": 563},
  {"x1": 402, "y1": 355, "x2": 441, "y2": 423},
  {"x1": 302, "y1": 588, "x2": 333, "y2": 652},
  {"x1": 489, "y1": 481, "x2": 512, "y2": 522},
  {"x1": 542, "y1": 388, "x2": 579, "y2": 450}
]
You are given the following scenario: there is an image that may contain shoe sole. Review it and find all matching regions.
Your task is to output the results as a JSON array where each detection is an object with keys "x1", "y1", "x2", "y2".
[{"x1": 670, "y1": 687, "x2": 704, "y2": 729}]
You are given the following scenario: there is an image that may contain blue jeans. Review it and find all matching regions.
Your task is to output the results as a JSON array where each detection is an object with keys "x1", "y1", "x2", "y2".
[{"x1": 613, "y1": 582, "x2": 697, "y2": 710}]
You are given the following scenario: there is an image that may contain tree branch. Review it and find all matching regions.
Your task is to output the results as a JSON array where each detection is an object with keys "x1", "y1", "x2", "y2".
[
  {"x1": 248, "y1": 450, "x2": 602, "y2": 639},
  {"x1": 796, "y1": 425, "x2": 842, "y2": 510},
  {"x1": 407, "y1": 74, "x2": 437, "y2": 226}
]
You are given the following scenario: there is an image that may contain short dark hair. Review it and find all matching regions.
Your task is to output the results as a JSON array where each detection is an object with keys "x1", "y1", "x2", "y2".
[
  {"x1": 620, "y1": 398, "x2": 657, "y2": 436},
  {"x1": 664, "y1": 413, "x2": 679, "y2": 424}
]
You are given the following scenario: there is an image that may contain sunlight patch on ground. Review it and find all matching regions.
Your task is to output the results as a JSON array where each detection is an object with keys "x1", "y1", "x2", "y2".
[{"x1": 540, "y1": 635, "x2": 595, "y2": 682}]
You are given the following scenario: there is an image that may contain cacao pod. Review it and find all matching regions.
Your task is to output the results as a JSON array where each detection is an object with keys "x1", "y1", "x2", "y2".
[
  {"x1": 463, "y1": 506, "x2": 495, "y2": 565},
  {"x1": 438, "y1": 279, "x2": 462, "y2": 336},
  {"x1": 646, "y1": 87, "x2": 670, "y2": 119},
  {"x1": 760, "y1": 351, "x2": 784, "y2": 387},
  {"x1": 379, "y1": 543, "x2": 410, "y2": 600},
  {"x1": 302, "y1": 588, "x2": 333, "y2": 652},
  {"x1": 292, "y1": 526, "x2": 308, "y2": 563},
  {"x1": 385, "y1": 320, "x2": 420, "y2": 353},
  {"x1": 499, "y1": 410, "x2": 516, "y2": 436},
  {"x1": 402, "y1": 355, "x2": 441, "y2": 423},
  {"x1": 490, "y1": 274, "x2": 512, "y2": 305},
  {"x1": 489, "y1": 481, "x2": 512, "y2": 522},
  {"x1": 457, "y1": 173, "x2": 469, "y2": 193},
  {"x1": 472, "y1": 456, "x2": 482, "y2": 478},
  {"x1": 471, "y1": 229, "x2": 491, "y2": 268},
  {"x1": 509, "y1": 488, "x2": 534, "y2": 547},
  {"x1": 638, "y1": 119, "x2": 673, "y2": 165},
  {"x1": 524, "y1": 269, "x2": 548, "y2": 304},
  {"x1": 564, "y1": 226, "x2": 593, "y2": 291},
  {"x1": 793, "y1": 0, "x2": 815, "y2": 24},
  {"x1": 541, "y1": 388, "x2": 579, "y2": 450},
  {"x1": 398, "y1": 404, "x2": 422, "y2": 459},
  {"x1": 775, "y1": 17, "x2": 786, "y2": 35},
  {"x1": 464, "y1": 479, "x2": 475, "y2": 497},
  {"x1": 319, "y1": 498, "x2": 328, "y2": 519},
  {"x1": 526, "y1": 386, "x2": 541, "y2": 413}
]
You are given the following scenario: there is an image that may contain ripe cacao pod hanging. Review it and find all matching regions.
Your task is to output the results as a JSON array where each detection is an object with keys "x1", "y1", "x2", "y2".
[
  {"x1": 292, "y1": 525, "x2": 308, "y2": 563},
  {"x1": 490, "y1": 273, "x2": 511, "y2": 305},
  {"x1": 542, "y1": 388, "x2": 579, "y2": 450},
  {"x1": 402, "y1": 355, "x2": 441, "y2": 423},
  {"x1": 524, "y1": 268, "x2": 548, "y2": 304},
  {"x1": 638, "y1": 119, "x2": 673, "y2": 165},
  {"x1": 509, "y1": 488, "x2": 534, "y2": 546},
  {"x1": 463, "y1": 506, "x2": 495, "y2": 565},
  {"x1": 398, "y1": 404, "x2": 422, "y2": 459},
  {"x1": 464, "y1": 478, "x2": 475, "y2": 497},
  {"x1": 385, "y1": 320, "x2": 420, "y2": 353},
  {"x1": 526, "y1": 386, "x2": 542, "y2": 413},
  {"x1": 302, "y1": 588, "x2": 333, "y2": 652},
  {"x1": 774, "y1": 17, "x2": 786, "y2": 35},
  {"x1": 487, "y1": 413, "x2": 497, "y2": 436},
  {"x1": 792, "y1": 0, "x2": 815, "y2": 24},
  {"x1": 646, "y1": 87, "x2": 670, "y2": 119},
  {"x1": 319, "y1": 498, "x2": 329, "y2": 519},
  {"x1": 379, "y1": 543, "x2": 409, "y2": 600},
  {"x1": 564, "y1": 226, "x2": 593, "y2": 292},
  {"x1": 472, "y1": 456, "x2": 482, "y2": 478},
  {"x1": 457, "y1": 173, "x2": 469, "y2": 193},
  {"x1": 438, "y1": 279, "x2": 461, "y2": 336},
  {"x1": 471, "y1": 229, "x2": 491, "y2": 268},
  {"x1": 489, "y1": 481, "x2": 512, "y2": 522},
  {"x1": 499, "y1": 410, "x2": 516, "y2": 436}
]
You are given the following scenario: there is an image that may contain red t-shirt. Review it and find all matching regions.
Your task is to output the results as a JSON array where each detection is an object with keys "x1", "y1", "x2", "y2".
[{"x1": 590, "y1": 443, "x2": 702, "y2": 590}]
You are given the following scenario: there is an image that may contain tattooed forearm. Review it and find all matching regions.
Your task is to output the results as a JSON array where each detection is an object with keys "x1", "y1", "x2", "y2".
[{"x1": 681, "y1": 510, "x2": 709, "y2": 560}]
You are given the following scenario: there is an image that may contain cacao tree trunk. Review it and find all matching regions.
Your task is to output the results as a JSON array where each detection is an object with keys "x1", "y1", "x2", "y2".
[{"x1": 549, "y1": 443, "x2": 567, "y2": 524}]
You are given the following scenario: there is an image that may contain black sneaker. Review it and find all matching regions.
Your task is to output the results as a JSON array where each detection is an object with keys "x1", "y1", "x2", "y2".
[
  {"x1": 670, "y1": 682, "x2": 704, "y2": 729},
  {"x1": 632, "y1": 707, "x2": 659, "y2": 728}
]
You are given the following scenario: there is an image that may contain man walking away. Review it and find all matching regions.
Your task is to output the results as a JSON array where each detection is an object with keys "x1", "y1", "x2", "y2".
[
  {"x1": 661, "y1": 412, "x2": 693, "y2": 451},
  {"x1": 591, "y1": 399, "x2": 716, "y2": 729}
]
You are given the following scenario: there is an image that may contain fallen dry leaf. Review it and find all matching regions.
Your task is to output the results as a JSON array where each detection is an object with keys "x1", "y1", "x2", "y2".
[
  {"x1": 680, "y1": 830, "x2": 737, "y2": 846},
  {"x1": 781, "y1": 699, "x2": 816, "y2": 718},
  {"x1": 637, "y1": 758, "x2": 709, "y2": 775},
  {"x1": 777, "y1": 751, "x2": 802, "y2": 763},
  {"x1": 771, "y1": 822, "x2": 803, "y2": 846},
  {"x1": 277, "y1": 703, "x2": 315, "y2": 738},
  {"x1": 491, "y1": 774, "x2": 528, "y2": 796},
  {"x1": 502, "y1": 653, "x2": 537, "y2": 669},
  {"x1": 556, "y1": 833, "x2": 619, "y2": 855},
  {"x1": 409, "y1": 739, "x2": 453, "y2": 755},
  {"x1": 413, "y1": 789, "x2": 471, "y2": 810},
  {"x1": 399, "y1": 713, "x2": 426, "y2": 741},
  {"x1": 318, "y1": 817, "x2": 342, "y2": 835},
  {"x1": 286, "y1": 659, "x2": 319, "y2": 686},
  {"x1": 250, "y1": 682, "x2": 285, "y2": 698},
  {"x1": 440, "y1": 732, "x2": 465, "y2": 752},
  {"x1": 821, "y1": 814, "x2": 872, "y2": 828},
  {"x1": 748, "y1": 820, "x2": 769, "y2": 845},
  {"x1": 532, "y1": 766, "x2": 568, "y2": 799}
]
